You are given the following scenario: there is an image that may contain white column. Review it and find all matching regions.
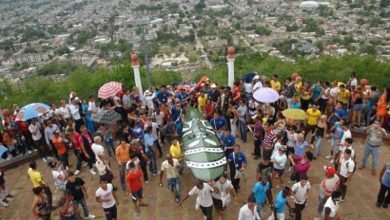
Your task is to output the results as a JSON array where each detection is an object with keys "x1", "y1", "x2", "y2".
[
  {"x1": 227, "y1": 58, "x2": 235, "y2": 89},
  {"x1": 132, "y1": 65, "x2": 144, "y2": 102}
]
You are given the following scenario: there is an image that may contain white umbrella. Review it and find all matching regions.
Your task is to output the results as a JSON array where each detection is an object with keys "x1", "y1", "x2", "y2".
[{"x1": 253, "y1": 87, "x2": 280, "y2": 103}]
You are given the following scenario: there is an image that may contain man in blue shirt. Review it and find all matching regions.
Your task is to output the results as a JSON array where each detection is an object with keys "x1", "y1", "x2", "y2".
[
  {"x1": 294, "y1": 133, "x2": 313, "y2": 157},
  {"x1": 210, "y1": 112, "x2": 227, "y2": 137},
  {"x1": 207, "y1": 84, "x2": 221, "y2": 105},
  {"x1": 228, "y1": 145, "x2": 247, "y2": 191},
  {"x1": 220, "y1": 129, "x2": 235, "y2": 158},
  {"x1": 269, "y1": 187, "x2": 292, "y2": 220},
  {"x1": 330, "y1": 103, "x2": 346, "y2": 125},
  {"x1": 175, "y1": 88, "x2": 189, "y2": 102},
  {"x1": 170, "y1": 102, "x2": 184, "y2": 135},
  {"x1": 252, "y1": 176, "x2": 273, "y2": 218},
  {"x1": 144, "y1": 126, "x2": 157, "y2": 175},
  {"x1": 157, "y1": 85, "x2": 170, "y2": 104}
]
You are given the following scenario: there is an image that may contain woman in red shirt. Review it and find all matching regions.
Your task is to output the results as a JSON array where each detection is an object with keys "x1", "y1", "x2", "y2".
[
  {"x1": 233, "y1": 81, "x2": 241, "y2": 102},
  {"x1": 126, "y1": 162, "x2": 148, "y2": 214},
  {"x1": 204, "y1": 98, "x2": 215, "y2": 120}
]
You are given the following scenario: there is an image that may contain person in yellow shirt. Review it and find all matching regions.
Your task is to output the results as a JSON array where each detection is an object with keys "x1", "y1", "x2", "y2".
[
  {"x1": 27, "y1": 161, "x2": 53, "y2": 209},
  {"x1": 170, "y1": 137, "x2": 184, "y2": 174},
  {"x1": 270, "y1": 74, "x2": 281, "y2": 93},
  {"x1": 337, "y1": 84, "x2": 350, "y2": 109},
  {"x1": 305, "y1": 104, "x2": 322, "y2": 141},
  {"x1": 197, "y1": 90, "x2": 208, "y2": 112}
]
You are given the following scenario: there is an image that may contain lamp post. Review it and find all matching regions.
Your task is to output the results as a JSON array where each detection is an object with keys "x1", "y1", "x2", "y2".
[
  {"x1": 131, "y1": 53, "x2": 143, "y2": 103},
  {"x1": 227, "y1": 47, "x2": 235, "y2": 89}
]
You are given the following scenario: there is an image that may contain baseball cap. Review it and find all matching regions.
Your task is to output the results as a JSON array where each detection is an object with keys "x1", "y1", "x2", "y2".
[{"x1": 324, "y1": 166, "x2": 336, "y2": 176}]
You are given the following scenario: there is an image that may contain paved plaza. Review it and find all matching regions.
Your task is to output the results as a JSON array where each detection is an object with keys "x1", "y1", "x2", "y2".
[{"x1": 0, "y1": 136, "x2": 389, "y2": 220}]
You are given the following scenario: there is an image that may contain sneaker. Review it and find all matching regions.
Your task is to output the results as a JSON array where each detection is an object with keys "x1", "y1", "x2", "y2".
[
  {"x1": 152, "y1": 173, "x2": 158, "y2": 176},
  {"x1": 145, "y1": 181, "x2": 149, "y2": 184},
  {"x1": 0, "y1": 201, "x2": 8, "y2": 207},
  {"x1": 325, "y1": 155, "x2": 332, "y2": 159},
  {"x1": 42, "y1": 158, "x2": 47, "y2": 162},
  {"x1": 82, "y1": 162, "x2": 88, "y2": 167},
  {"x1": 175, "y1": 197, "x2": 180, "y2": 204},
  {"x1": 87, "y1": 214, "x2": 96, "y2": 219},
  {"x1": 6, "y1": 194, "x2": 13, "y2": 198},
  {"x1": 74, "y1": 170, "x2": 80, "y2": 175},
  {"x1": 33, "y1": 149, "x2": 38, "y2": 152},
  {"x1": 2, "y1": 199, "x2": 9, "y2": 203},
  {"x1": 358, "y1": 165, "x2": 366, "y2": 170},
  {"x1": 330, "y1": 159, "x2": 334, "y2": 163},
  {"x1": 28, "y1": 150, "x2": 32, "y2": 154},
  {"x1": 89, "y1": 169, "x2": 96, "y2": 175}
]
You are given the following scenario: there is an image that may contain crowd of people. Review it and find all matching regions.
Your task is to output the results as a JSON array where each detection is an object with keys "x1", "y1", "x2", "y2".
[{"x1": 0, "y1": 71, "x2": 389, "y2": 220}]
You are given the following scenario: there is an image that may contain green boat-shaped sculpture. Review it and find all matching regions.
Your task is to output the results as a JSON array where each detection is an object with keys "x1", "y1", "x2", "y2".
[{"x1": 182, "y1": 108, "x2": 226, "y2": 181}]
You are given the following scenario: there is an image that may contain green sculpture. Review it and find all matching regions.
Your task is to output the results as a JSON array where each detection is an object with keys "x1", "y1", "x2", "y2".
[{"x1": 182, "y1": 108, "x2": 226, "y2": 181}]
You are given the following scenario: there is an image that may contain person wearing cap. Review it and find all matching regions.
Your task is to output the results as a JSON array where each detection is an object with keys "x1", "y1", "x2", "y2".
[
  {"x1": 144, "y1": 90, "x2": 155, "y2": 111},
  {"x1": 291, "y1": 174, "x2": 310, "y2": 220},
  {"x1": 208, "y1": 83, "x2": 221, "y2": 106},
  {"x1": 52, "y1": 130, "x2": 68, "y2": 169},
  {"x1": 252, "y1": 75, "x2": 263, "y2": 93},
  {"x1": 317, "y1": 166, "x2": 340, "y2": 216},
  {"x1": 271, "y1": 145, "x2": 287, "y2": 188}
]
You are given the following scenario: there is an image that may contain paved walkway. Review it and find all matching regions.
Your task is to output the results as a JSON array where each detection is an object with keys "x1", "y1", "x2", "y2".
[{"x1": 0, "y1": 135, "x2": 389, "y2": 220}]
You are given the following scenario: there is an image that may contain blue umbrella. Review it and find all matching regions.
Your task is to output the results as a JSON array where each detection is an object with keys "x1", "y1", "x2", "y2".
[
  {"x1": 0, "y1": 145, "x2": 8, "y2": 156},
  {"x1": 15, "y1": 103, "x2": 50, "y2": 121},
  {"x1": 243, "y1": 72, "x2": 256, "y2": 83}
]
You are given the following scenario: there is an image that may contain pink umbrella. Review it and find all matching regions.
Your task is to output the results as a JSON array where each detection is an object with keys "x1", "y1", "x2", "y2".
[
  {"x1": 98, "y1": 81, "x2": 122, "y2": 99},
  {"x1": 177, "y1": 84, "x2": 191, "y2": 92}
]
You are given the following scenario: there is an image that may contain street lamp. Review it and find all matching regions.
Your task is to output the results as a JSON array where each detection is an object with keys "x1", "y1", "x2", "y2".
[{"x1": 135, "y1": 18, "x2": 164, "y2": 87}]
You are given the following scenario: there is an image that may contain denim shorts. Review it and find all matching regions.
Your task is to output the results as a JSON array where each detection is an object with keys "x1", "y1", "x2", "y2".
[
  {"x1": 131, "y1": 188, "x2": 144, "y2": 201},
  {"x1": 353, "y1": 104, "x2": 363, "y2": 111}
]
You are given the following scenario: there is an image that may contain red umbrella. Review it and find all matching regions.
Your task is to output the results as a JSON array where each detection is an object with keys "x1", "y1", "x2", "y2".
[
  {"x1": 177, "y1": 84, "x2": 191, "y2": 92},
  {"x1": 98, "y1": 81, "x2": 122, "y2": 99}
]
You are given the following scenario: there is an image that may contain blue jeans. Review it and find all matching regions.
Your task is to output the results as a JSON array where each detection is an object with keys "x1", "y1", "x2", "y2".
[
  {"x1": 239, "y1": 119, "x2": 247, "y2": 143},
  {"x1": 145, "y1": 151, "x2": 157, "y2": 174},
  {"x1": 73, "y1": 198, "x2": 90, "y2": 217},
  {"x1": 256, "y1": 202, "x2": 265, "y2": 217},
  {"x1": 314, "y1": 136, "x2": 323, "y2": 157},
  {"x1": 330, "y1": 136, "x2": 340, "y2": 153},
  {"x1": 104, "y1": 137, "x2": 115, "y2": 157},
  {"x1": 85, "y1": 118, "x2": 95, "y2": 133},
  {"x1": 167, "y1": 177, "x2": 180, "y2": 198},
  {"x1": 361, "y1": 144, "x2": 381, "y2": 171},
  {"x1": 119, "y1": 164, "x2": 127, "y2": 190},
  {"x1": 317, "y1": 195, "x2": 325, "y2": 214}
]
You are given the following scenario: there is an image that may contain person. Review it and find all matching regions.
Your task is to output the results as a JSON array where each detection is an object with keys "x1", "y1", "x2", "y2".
[
  {"x1": 178, "y1": 180, "x2": 216, "y2": 220},
  {"x1": 359, "y1": 120, "x2": 387, "y2": 176},
  {"x1": 337, "y1": 148, "x2": 355, "y2": 201},
  {"x1": 293, "y1": 133, "x2": 313, "y2": 158},
  {"x1": 228, "y1": 144, "x2": 247, "y2": 191},
  {"x1": 211, "y1": 173, "x2": 236, "y2": 220},
  {"x1": 376, "y1": 87, "x2": 389, "y2": 126},
  {"x1": 29, "y1": 118, "x2": 51, "y2": 161},
  {"x1": 220, "y1": 129, "x2": 235, "y2": 159},
  {"x1": 318, "y1": 81, "x2": 330, "y2": 113},
  {"x1": 323, "y1": 190, "x2": 342, "y2": 220},
  {"x1": 170, "y1": 101, "x2": 184, "y2": 135},
  {"x1": 238, "y1": 194, "x2": 260, "y2": 220},
  {"x1": 66, "y1": 171, "x2": 95, "y2": 219},
  {"x1": 304, "y1": 104, "x2": 321, "y2": 140},
  {"x1": 44, "y1": 119, "x2": 60, "y2": 158},
  {"x1": 91, "y1": 136, "x2": 105, "y2": 161},
  {"x1": 0, "y1": 168, "x2": 13, "y2": 207},
  {"x1": 115, "y1": 137, "x2": 130, "y2": 191},
  {"x1": 337, "y1": 84, "x2": 350, "y2": 110},
  {"x1": 237, "y1": 100, "x2": 248, "y2": 143},
  {"x1": 271, "y1": 145, "x2": 287, "y2": 188},
  {"x1": 351, "y1": 86, "x2": 364, "y2": 127},
  {"x1": 69, "y1": 98, "x2": 83, "y2": 132},
  {"x1": 256, "y1": 159, "x2": 273, "y2": 185},
  {"x1": 250, "y1": 115, "x2": 263, "y2": 160},
  {"x1": 95, "y1": 178, "x2": 119, "y2": 220},
  {"x1": 289, "y1": 151, "x2": 313, "y2": 182},
  {"x1": 271, "y1": 74, "x2": 281, "y2": 93},
  {"x1": 159, "y1": 153, "x2": 181, "y2": 203},
  {"x1": 78, "y1": 125, "x2": 96, "y2": 175},
  {"x1": 267, "y1": 186, "x2": 292, "y2": 220},
  {"x1": 333, "y1": 123, "x2": 352, "y2": 169},
  {"x1": 52, "y1": 130, "x2": 69, "y2": 169},
  {"x1": 126, "y1": 162, "x2": 148, "y2": 214},
  {"x1": 262, "y1": 122, "x2": 275, "y2": 161},
  {"x1": 144, "y1": 126, "x2": 158, "y2": 176},
  {"x1": 96, "y1": 153, "x2": 113, "y2": 183},
  {"x1": 327, "y1": 119, "x2": 344, "y2": 163},
  {"x1": 31, "y1": 187, "x2": 51, "y2": 220},
  {"x1": 28, "y1": 161, "x2": 53, "y2": 211},
  {"x1": 317, "y1": 166, "x2": 340, "y2": 216},
  {"x1": 87, "y1": 96, "x2": 98, "y2": 132},
  {"x1": 377, "y1": 162, "x2": 390, "y2": 208},
  {"x1": 252, "y1": 176, "x2": 273, "y2": 218},
  {"x1": 49, "y1": 161, "x2": 67, "y2": 193},
  {"x1": 313, "y1": 115, "x2": 328, "y2": 159},
  {"x1": 129, "y1": 140, "x2": 149, "y2": 183},
  {"x1": 291, "y1": 174, "x2": 310, "y2": 220},
  {"x1": 58, "y1": 190, "x2": 81, "y2": 220},
  {"x1": 210, "y1": 111, "x2": 227, "y2": 137}
]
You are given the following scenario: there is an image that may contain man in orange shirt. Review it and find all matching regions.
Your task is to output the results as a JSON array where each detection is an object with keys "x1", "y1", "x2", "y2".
[
  {"x1": 52, "y1": 130, "x2": 68, "y2": 169},
  {"x1": 116, "y1": 137, "x2": 130, "y2": 191}
]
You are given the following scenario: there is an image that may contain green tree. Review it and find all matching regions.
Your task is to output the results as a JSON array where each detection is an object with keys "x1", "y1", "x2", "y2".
[{"x1": 255, "y1": 26, "x2": 272, "y2": 35}]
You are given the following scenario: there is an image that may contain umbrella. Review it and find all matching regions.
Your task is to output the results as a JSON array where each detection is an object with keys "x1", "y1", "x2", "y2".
[
  {"x1": 91, "y1": 110, "x2": 121, "y2": 125},
  {"x1": 98, "y1": 81, "x2": 122, "y2": 99},
  {"x1": 0, "y1": 145, "x2": 8, "y2": 156},
  {"x1": 15, "y1": 103, "x2": 50, "y2": 121},
  {"x1": 282, "y1": 109, "x2": 308, "y2": 120},
  {"x1": 177, "y1": 84, "x2": 191, "y2": 92},
  {"x1": 243, "y1": 72, "x2": 256, "y2": 83},
  {"x1": 253, "y1": 87, "x2": 280, "y2": 103}
]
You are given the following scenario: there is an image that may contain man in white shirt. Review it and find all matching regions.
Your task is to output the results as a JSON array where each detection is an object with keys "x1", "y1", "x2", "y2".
[
  {"x1": 69, "y1": 98, "x2": 83, "y2": 132},
  {"x1": 292, "y1": 174, "x2": 310, "y2": 220},
  {"x1": 211, "y1": 173, "x2": 236, "y2": 220},
  {"x1": 88, "y1": 96, "x2": 98, "y2": 116},
  {"x1": 159, "y1": 153, "x2": 181, "y2": 203},
  {"x1": 122, "y1": 90, "x2": 132, "y2": 111},
  {"x1": 334, "y1": 124, "x2": 352, "y2": 167},
  {"x1": 252, "y1": 76, "x2": 263, "y2": 93},
  {"x1": 178, "y1": 180, "x2": 216, "y2": 220},
  {"x1": 323, "y1": 191, "x2": 342, "y2": 220},
  {"x1": 92, "y1": 136, "x2": 105, "y2": 161},
  {"x1": 238, "y1": 194, "x2": 260, "y2": 220},
  {"x1": 29, "y1": 119, "x2": 51, "y2": 161},
  {"x1": 95, "y1": 179, "x2": 118, "y2": 220},
  {"x1": 56, "y1": 100, "x2": 72, "y2": 125},
  {"x1": 338, "y1": 148, "x2": 355, "y2": 201},
  {"x1": 44, "y1": 119, "x2": 60, "y2": 156}
]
